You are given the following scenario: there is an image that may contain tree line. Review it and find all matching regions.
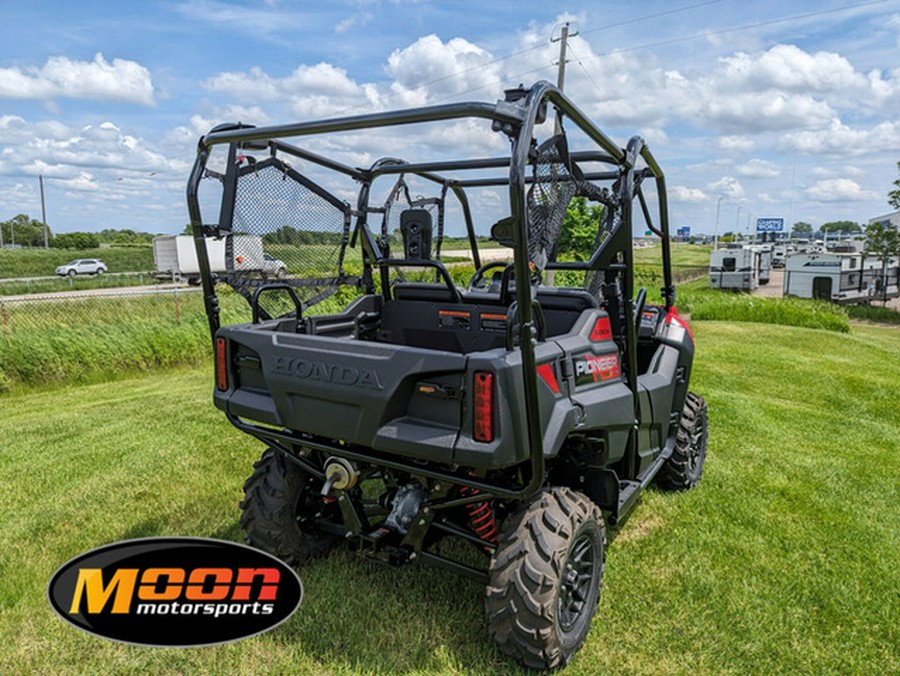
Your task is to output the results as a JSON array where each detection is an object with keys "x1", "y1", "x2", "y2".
[{"x1": 0, "y1": 214, "x2": 160, "y2": 249}]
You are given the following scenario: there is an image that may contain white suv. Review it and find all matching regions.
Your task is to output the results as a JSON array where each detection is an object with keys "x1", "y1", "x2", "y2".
[
  {"x1": 55, "y1": 259, "x2": 107, "y2": 276},
  {"x1": 262, "y1": 253, "x2": 287, "y2": 278}
]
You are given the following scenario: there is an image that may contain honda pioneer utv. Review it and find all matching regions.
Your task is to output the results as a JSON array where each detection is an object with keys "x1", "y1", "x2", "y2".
[{"x1": 187, "y1": 81, "x2": 708, "y2": 670}]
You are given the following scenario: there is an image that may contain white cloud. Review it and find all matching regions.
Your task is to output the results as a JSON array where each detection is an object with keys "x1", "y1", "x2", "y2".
[
  {"x1": 736, "y1": 159, "x2": 780, "y2": 179},
  {"x1": 670, "y1": 186, "x2": 707, "y2": 203},
  {"x1": 786, "y1": 119, "x2": 900, "y2": 156},
  {"x1": 385, "y1": 35, "x2": 501, "y2": 99},
  {"x1": 806, "y1": 178, "x2": 877, "y2": 202},
  {"x1": 0, "y1": 116, "x2": 187, "y2": 193},
  {"x1": 718, "y1": 136, "x2": 755, "y2": 153},
  {"x1": 706, "y1": 176, "x2": 745, "y2": 199},
  {"x1": 334, "y1": 12, "x2": 372, "y2": 34},
  {"x1": 639, "y1": 127, "x2": 669, "y2": 146},
  {"x1": 701, "y1": 92, "x2": 834, "y2": 133},
  {"x1": 0, "y1": 53, "x2": 154, "y2": 106},
  {"x1": 204, "y1": 63, "x2": 372, "y2": 119},
  {"x1": 716, "y1": 45, "x2": 866, "y2": 94},
  {"x1": 56, "y1": 172, "x2": 101, "y2": 192}
]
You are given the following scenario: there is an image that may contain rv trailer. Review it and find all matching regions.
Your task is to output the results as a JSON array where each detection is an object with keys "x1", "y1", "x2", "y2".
[
  {"x1": 709, "y1": 246, "x2": 761, "y2": 291},
  {"x1": 784, "y1": 252, "x2": 899, "y2": 304}
]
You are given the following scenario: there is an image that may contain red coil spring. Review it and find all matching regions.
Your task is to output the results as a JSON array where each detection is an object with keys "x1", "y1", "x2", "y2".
[{"x1": 459, "y1": 485, "x2": 498, "y2": 546}]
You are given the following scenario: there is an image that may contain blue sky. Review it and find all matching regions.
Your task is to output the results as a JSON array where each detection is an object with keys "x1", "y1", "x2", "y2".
[{"x1": 1, "y1": 0, "x2": 898, "y2": 237}]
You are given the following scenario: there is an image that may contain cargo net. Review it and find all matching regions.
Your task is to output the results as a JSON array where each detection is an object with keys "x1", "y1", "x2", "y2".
[
  {"x1": 380, "y1": 176, "x2": 446, "y2": 284},
  {"x1": 223, "y1": 157, "x2": 352, "y2": 319},
  {"x1": 527, "y1": 135, "x2": 579, "y2": 274}
]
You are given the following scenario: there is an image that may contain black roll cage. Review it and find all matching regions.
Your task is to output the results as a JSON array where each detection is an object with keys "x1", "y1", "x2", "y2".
[{"x1": 186, "y1": 80, "x2": 674, "y2": 502}]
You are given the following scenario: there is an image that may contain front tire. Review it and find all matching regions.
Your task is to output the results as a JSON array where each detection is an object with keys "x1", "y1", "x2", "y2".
[
  {"x1": 657, "y1": 392, "x2": 708, "y2": 490},
  {"x1": 240, "y1": 448, "x2": 341, "y2": 566},
  {"x1": 67, "y1": 269, "x2": 77, "y2": 277},
  {"x1": 486, "y1": 487, "x2": 606, "y2": 670}
]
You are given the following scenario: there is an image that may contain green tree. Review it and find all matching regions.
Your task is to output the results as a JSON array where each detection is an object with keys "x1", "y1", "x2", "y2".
[
  {"x1": 889, "y1": 161, "x2": 900, "y2": 210},
  {"x1": 0, "y1": 214, "x2": 50, "y2": 247},
  {"x1": 557, "y1": 197, "x2": 606, "y2": 261},
  {"x1": 51, "y1": 232, "x2": 100, "y2": 249},
  {"x1": 820, "y1": 221, "x2": 862, "y2": 234},
  {"x1": 792, "y1": 221, "x2": 813, "y2": 236},
  {"x1": 864, "y1": 220, "x2": 900, "y2": 304}
]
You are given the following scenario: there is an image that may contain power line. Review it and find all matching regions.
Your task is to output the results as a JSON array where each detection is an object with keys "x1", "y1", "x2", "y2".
[
  {"x1": 577, "y1": 0, "x2": 722, "y2": 37},
  {"x1": 336, "y1": 1, "x2": 726, "y2": 115},
  {"x1": 425, "y1": 0, "x2": 890, "y2": 105},
  {"x1": 385, "y1": 1, "x2": 723, "y2": 95},
  {"x1": 572, "y1": 0, "x2": 891, "y2": 66},
  {"x1": 335, "y1": 0, "x2": 889, "y2": 116}
]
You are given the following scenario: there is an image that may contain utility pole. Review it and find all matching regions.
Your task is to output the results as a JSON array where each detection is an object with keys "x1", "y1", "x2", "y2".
[
  {"x1": 547, "y1": 22, "x2": 579, "y2": 284},
  {"x1": 714, "y1": 196, "x2": 724, "y2": 250},
  {"x1": 551, "y1": 22, "x2": 578, "y2": 133},
  {"x1": 40, "y1": 174, "x2": 49, "y2": 248}
]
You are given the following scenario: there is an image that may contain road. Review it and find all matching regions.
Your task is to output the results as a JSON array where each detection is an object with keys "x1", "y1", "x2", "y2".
[
  {"x1": 754, "y1": 267, "x2": 785, "y2": 297},
  {"x1": 0, "y1": 271, "x2": 145, "y2": 284}
]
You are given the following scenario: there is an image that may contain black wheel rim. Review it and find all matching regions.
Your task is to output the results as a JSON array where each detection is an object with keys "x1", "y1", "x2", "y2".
[{"x1": 557, "y1": 532, "x2": 597, "y2": 633}]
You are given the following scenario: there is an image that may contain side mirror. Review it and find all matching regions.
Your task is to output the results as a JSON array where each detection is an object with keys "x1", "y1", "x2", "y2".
[{"x1": 490, "y1": 216, "x2": 515, "y2": 248}]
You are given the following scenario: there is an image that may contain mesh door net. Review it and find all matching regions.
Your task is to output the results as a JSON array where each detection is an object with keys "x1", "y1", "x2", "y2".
[
  {"x1": 223, "y1": 156, "x2": 353, "y2": 316},
  {"x1": 527, "y1": 135, "x2": 579, "y2": 274}
]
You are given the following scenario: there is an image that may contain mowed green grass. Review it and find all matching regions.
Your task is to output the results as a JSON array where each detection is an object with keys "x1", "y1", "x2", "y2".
[{"x1": 0, "y1": 322, "x2": 898, "y2": 674}]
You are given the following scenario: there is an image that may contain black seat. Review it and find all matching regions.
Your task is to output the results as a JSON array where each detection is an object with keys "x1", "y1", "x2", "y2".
[
  {"x1": 535, "y1": 287, "x2": 598, "y2": 312},
  {"x1": 392, "y1": 282, "x2": 461, "y2": 303}
]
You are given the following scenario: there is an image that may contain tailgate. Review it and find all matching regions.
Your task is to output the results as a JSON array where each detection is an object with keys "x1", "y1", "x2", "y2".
[{"x1": 216, "y1": 327, "x2": 467, "y2": 462}]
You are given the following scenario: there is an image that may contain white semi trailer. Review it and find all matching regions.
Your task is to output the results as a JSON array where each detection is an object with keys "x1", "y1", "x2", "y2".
[{"x1": 153, "y1": 235, "x2": 285, "y2": 284}]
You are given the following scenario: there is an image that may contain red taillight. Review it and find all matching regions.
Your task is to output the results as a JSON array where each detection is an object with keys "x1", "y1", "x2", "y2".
[
  {"x1": 473, "y1": 371, "x2": 495, "y2": 443},
  {"x1": 215, "y1": 337, "x2": 228, "y2": 391}
]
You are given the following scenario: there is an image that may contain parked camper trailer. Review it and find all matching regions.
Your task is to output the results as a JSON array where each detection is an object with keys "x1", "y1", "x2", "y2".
[
  {"x1": 750, "y1": 244, "x2": 773, "y2": 285},
  {"x1": 784, "y1": 252, "x2": 900, "y2": 304},
  {"x1": 709, "y1": 245, "x2": 761, "y2": 291}
]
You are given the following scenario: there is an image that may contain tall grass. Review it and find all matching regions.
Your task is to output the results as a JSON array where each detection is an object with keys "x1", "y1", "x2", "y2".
[
  {"x1": 0, "y1": 290, "x2": 246, "y2": 392},
  {"x1": 684, "y1": 292, "x2": 850, "y2": 333},
  {"x1": 845, "y1": 303, "x2": 900, "y2": 325},
  {"x1": 672, "y1": 279, "x2": 851, "y2": 333}
]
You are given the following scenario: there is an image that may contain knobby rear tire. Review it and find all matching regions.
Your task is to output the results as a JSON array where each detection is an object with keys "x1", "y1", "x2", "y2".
[
  {"x1": 486, "y1": 487, "x2": 606, "y2": 670},
  {"x1": 657, "y1": 391, "x2": 708, "y2": 490},
  {"x1": 240, "y1": 448, "x2": 340, "y2": 567}
]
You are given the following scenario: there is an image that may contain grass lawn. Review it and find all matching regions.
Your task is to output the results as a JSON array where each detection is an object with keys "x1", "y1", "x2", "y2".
[{"x1": 1, "y1": 321, "x2": 898, "y2": 674}]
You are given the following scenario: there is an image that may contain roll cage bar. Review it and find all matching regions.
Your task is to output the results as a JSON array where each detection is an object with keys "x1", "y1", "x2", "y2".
[{"x1": 186, "y1": 80, "x2": 673, "y2": 501}]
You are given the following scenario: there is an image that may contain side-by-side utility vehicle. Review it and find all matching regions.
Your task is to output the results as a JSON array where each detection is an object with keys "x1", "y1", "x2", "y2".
[{"x1": 186, "y1": 81, "x2": 708, "y2": 670}]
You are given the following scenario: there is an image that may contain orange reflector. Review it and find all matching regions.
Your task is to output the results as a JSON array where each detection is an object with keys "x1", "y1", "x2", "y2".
[
  {"x1": 215, "y1": 337, "x2": 228, "y2": 391},
  {"x1": 590, "y1": 316, "x2": 612, "y2": 341},
  {"x1": 473, "y1": 371, "x2": 494, "y2": 443}
]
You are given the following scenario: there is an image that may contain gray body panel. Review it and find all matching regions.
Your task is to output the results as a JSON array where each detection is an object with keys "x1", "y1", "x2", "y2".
[{"x1": 216, "y1": 293, "x2": 694, "y2": 472}]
